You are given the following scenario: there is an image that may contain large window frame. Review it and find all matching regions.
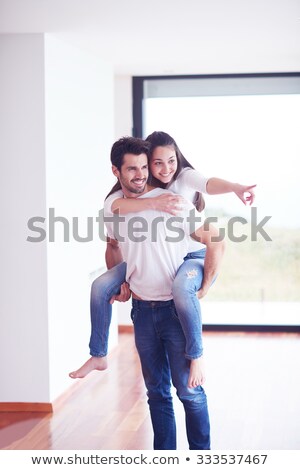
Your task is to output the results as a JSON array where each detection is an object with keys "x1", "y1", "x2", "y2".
[
  {"x1": 132, "y1": 72, "x2": 300, "y2": 137},
  {"x1": 132, "y1": 73, "x2": 300, "y2": 332}
]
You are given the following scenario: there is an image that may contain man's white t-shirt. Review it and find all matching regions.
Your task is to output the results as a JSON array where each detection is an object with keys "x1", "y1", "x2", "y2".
[{"x1": 104, "y1": 187, "x2": 204, "y2": 301}]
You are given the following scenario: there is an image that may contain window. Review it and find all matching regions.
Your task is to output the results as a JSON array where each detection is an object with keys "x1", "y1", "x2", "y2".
[{"x1": 133, "y1": 74, "x2": 300, "y2": 329}]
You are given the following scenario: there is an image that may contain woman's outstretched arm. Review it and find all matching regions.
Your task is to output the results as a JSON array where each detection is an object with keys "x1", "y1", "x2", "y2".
[
  {"x1": 177, "y1": 169, "x2": 256, "y2": 205},
  {"x1": 206, "y1": 178, "x2": 256, "y2": 205}
]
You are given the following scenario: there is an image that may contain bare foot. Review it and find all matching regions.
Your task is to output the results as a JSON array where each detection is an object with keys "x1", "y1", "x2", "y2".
[
  {"x1": 188, "y1": 356, "x2": 205, "y2": 388},
  {"x1": 69, "y1": 356, "x2": 108, "y2": 379}
]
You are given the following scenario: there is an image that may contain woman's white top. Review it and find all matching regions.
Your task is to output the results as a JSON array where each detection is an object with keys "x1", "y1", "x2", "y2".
[
  {"x1": 168, "y1": 168, "x2": 208, "y2": 252},
  {"x1": 168, "y1": 167, "x2": 208, "y2": 203}
]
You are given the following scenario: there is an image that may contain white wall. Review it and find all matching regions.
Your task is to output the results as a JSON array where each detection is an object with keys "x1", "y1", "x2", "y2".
[
  {"x1": 44, "y1": 35, "x2": 115, "y2": 401},
  {"x1": 114, "y1": 75, "x2": 132, "y2": 139},
  {"x1": 114, "y1": 75, "x2": 134, "y2": 326},
  {"x1": 0, "y1": 33, "x2": 116, "y2": 403},
  {"x1": 0, "y1": 34, "x2": 50, "y2": 401}
]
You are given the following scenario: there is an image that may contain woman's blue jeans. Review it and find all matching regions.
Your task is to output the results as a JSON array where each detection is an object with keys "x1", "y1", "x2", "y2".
[
  {"x1": 131, "y1": 299, "x2": 210, "y2": 450},
  {"x1": 89, "y1": 261, "x2": 127, "y2": 357},
  {"x1": 89, "y1": 249, "x2": 207, "y2": 358},
  {"x1": 172, "y1": 248, "x2": 206, "y2": 359}
]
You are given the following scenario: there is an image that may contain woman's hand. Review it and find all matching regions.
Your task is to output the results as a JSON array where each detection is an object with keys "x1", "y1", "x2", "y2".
[
  {"x1": 234, "y1": 183, "x2": 256, "y2": 205},
  {"x1": 153, "y1": 193, "x2": 185, "y2": 215},
  {"x1": 110, "y1": 282, "x2": 131, "y2": 304}
]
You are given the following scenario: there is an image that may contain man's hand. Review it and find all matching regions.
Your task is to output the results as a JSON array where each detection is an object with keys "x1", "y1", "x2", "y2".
[
  {"x1": 234, "y1": 183, "x2": 256, "y2": 205},
  {"x1": 192, "y1": 222, "x2": 225, "y2": 300},
  {"x1": 196, "y1": 286, "x2": 209, "y2": 299},
  {"x1": 110, "y1": 282, "x2": 131, "y2": 304}
]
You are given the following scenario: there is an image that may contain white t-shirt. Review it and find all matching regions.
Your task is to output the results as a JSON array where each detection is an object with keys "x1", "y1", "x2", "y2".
[
  {"x1": 168, "y1": 167, "x2": 208, "y2": 253},
  {"x1": 168, "y1": 167, "x2": 208, "y2": 202},
  {"x1": 104, "y1": 187, "x2": 204, "y2": 301}
]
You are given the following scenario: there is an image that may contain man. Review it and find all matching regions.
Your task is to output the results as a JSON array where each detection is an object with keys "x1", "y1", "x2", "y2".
[{"x1": 104, "y1": 137, "x2": 225, "y2": 450}]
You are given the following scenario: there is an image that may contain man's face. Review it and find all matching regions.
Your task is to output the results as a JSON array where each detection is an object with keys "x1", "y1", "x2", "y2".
[{"x1": 113, "y1": 153, "x2": 149, "y2": 197}]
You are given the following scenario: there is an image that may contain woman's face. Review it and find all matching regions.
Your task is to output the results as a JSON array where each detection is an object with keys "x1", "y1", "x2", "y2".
[{"x1": 150, "y1": 145, "x2": 178, "y2": 184}]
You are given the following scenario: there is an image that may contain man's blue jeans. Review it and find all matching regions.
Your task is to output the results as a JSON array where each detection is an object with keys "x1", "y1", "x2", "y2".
[{"x1": 131, "y1": 298, "x2": 210, "y2": 450}]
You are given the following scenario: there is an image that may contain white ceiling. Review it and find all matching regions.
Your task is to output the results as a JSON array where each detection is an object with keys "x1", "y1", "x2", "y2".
[{"x1": 1, "y1": 0, "x2": 299, "y2": 75}]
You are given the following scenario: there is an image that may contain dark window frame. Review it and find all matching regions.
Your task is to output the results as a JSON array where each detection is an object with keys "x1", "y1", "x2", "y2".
[
  {"x1": 132, "y1": 72, "x2": 300, "y2": 332},
  {"x1": 132, "y1": 72, "x2": 300, "y2": 137}
]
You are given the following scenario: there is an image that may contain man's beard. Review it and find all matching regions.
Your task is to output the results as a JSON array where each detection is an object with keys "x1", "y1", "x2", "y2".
[{"x1": 120, "y1": 176, "x2": 147, "y2": 194}]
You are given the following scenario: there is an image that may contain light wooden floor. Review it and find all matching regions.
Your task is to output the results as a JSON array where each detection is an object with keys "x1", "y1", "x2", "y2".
[{"x1": 1, "y1": 331, "x2": 300, "y2": 450}]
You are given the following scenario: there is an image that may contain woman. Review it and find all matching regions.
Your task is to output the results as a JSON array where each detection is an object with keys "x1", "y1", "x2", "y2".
[{"x1": 69, "y1": 131, "x2": 255, "y2": 387}]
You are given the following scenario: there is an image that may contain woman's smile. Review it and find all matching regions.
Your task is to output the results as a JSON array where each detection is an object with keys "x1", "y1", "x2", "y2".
[{"x1": 150, "y1": 145, "x2": 178, "y2": 183}]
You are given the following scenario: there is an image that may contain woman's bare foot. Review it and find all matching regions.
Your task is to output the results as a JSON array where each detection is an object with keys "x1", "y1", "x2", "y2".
[
  {"x1": 188, "y1": 356, "x2": 205, "y2": 388},
  {"x1": 69, "y1": 356, "x2": 108, "y2": 379}
]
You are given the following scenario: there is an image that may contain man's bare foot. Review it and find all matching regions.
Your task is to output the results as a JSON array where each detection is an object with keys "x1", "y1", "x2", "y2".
[
  {"x1": 188, "y1": 356, "x2": 205, "y2": 388},
  {"x1": 69, "y1": 356, "x2": 108, "y2": 379}
]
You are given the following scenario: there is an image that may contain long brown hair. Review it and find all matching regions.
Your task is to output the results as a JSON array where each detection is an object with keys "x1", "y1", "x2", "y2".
[{"x1": 145, "y1": 131, "x2": 205, "y2": 212}]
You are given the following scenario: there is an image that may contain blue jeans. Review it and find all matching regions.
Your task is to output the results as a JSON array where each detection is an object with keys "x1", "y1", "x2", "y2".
[
  {"x1": 89, "y1": 250, "x2": 208, "y2": 358},
  {"x1": 172, "y1": 249, "x2": 206, "y2": 359},
  {"x1": 89, "y1": 262, "x2": 126, "y2": 356},
  {"x1": 131, "y1": 298, "x2": 210, "y2": 450}
]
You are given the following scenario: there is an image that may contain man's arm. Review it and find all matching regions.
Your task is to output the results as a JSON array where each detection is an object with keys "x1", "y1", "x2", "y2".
[
  {"x1": 190, "y1": 223, "x2": 225, "y2": 298},
  {"x1": 105, "y1": 237, "x2": 131, "y2": 304},
  {"x1": 105, "y1": 236, "x2": 123, "y2": 269}
]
